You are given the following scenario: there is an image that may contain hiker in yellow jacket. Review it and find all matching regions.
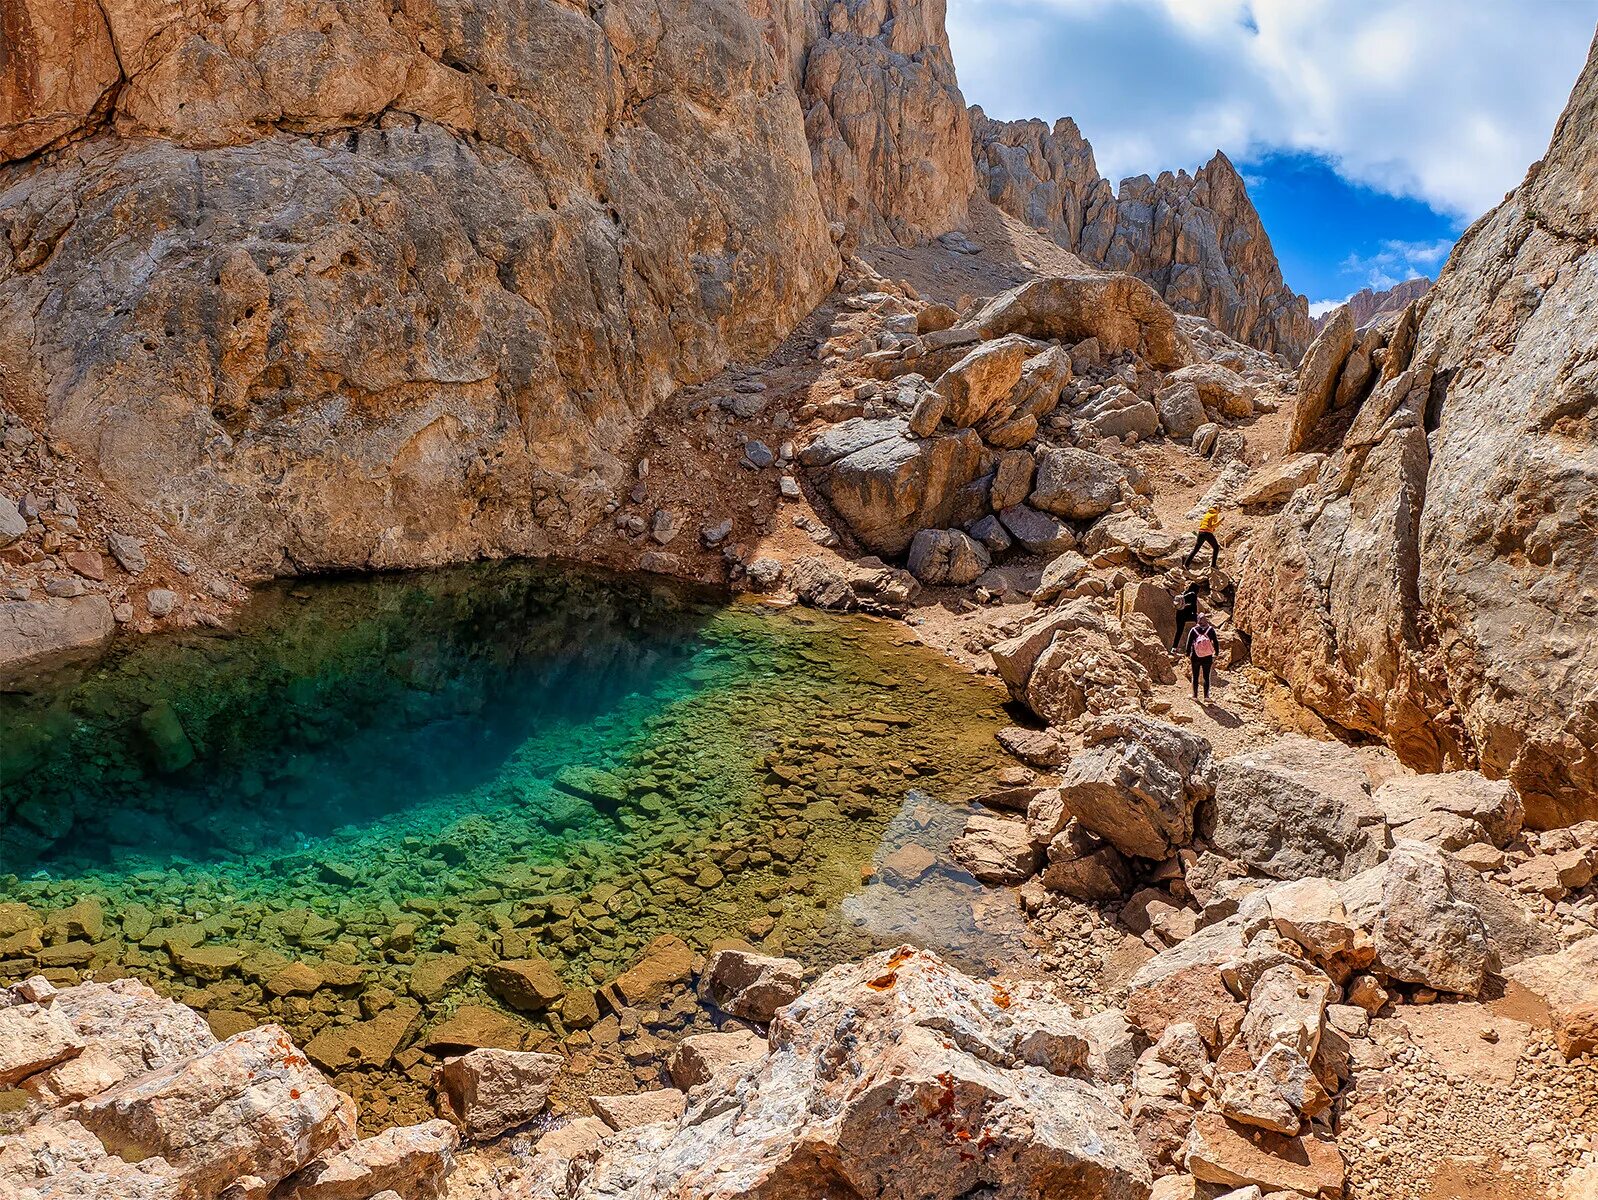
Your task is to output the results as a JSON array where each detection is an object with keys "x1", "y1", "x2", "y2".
[{"x1": 1183, "y1": 507, "x2": 1222, "y2": 571}]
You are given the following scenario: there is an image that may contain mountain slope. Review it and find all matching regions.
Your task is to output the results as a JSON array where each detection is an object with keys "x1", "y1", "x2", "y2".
[{"x1": 1314, "y1": 277, "x2": 1433, "y2": 330}]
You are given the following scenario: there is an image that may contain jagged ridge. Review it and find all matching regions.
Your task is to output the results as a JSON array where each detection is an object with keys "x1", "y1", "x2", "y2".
[{"x1": 971, "y1": 107, "x2": 1313, "y2": 359}]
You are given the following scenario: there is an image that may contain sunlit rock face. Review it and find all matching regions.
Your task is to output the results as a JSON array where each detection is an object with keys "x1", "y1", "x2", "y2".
[
  {"x1": 1236, "y1": 30, "x2": 1598, "y2": 829},
  {"x1": 0, "y1": 0, "x2": 838, "y2": 575}
]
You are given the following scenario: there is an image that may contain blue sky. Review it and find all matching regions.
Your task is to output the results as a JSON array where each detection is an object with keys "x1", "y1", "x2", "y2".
[
  {"x1": 1239, "y1": 155, "x2": 1457, "y2": 309},
  {"x1": 947, "y1": 0, "x2": 1598, "y2": 309}
]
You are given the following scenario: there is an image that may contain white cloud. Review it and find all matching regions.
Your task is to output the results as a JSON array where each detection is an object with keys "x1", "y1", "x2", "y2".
[
  {"x1": 948, "y1": 0, "x2": 1598, "y2": 221},
  {"x1": 1308, "y1": 297, "x2": 1350, "y2": 318},
  {"x1": 1339, "y1": 237, "x2": 1453, "y2": 287}
]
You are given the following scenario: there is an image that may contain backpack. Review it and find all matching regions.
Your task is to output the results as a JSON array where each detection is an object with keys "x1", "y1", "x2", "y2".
[{"x1": 1192, "y1": 630, "x2": 1215, "y2": 658}]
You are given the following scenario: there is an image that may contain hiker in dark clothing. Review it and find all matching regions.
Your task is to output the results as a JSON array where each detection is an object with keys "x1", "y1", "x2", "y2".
[
  {"x1": 1171, "y1": 583, "x2": 1199, "y2": 650},
  {"x1": 1184, "y1": 614, "x2": 1218, "y2": 700}
]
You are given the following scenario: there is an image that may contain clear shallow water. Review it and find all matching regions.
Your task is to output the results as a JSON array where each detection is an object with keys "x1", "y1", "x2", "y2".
[{"x1": 0, "y1": 562, "x2": 1018, "y2": 1124}]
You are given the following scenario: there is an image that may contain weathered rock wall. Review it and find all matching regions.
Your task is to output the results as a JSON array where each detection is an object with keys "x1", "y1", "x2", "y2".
[
  {"x1": 0, "y1": 0, "x2": 838, "y2": 576},
  {"x1": 792, "y1": 0, "x2": 976, "y2": 245},
  {"x1": 972, "y1": 108, "x2": 1312, "y2": 359},
  {"x1": 1237, "y1": 28, "x2": 1598, "y2": 829}
]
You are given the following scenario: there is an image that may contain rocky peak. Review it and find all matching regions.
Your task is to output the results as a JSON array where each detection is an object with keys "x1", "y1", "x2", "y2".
[
  {"x1": 973, "y1": 111, "x2": 1312, "y2": 358},
  {"x1": 1314, "y1": 276, "x2": 1433, "y2": 330}
]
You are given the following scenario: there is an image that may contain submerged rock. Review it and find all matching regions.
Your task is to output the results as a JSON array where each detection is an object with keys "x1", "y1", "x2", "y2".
[
  {"x1": 0, "y1": 596, "x2": 115, "y2": 683},
  {"x1": 697, "y1": 949, "x2": 803, "y2": 1024}
]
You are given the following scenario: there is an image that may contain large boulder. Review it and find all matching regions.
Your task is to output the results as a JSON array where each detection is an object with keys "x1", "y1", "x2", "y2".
[
  {"x1": 1339, "y1": 841, "x2": 1490, "y2": 996},
  {"x1": 1204, "y1": 737, "x2": 1388, "y2": 881},
  {"x1": 274, "y1": 1119, "x2": 458, "y2": 1200},
  {"x1": 1038, "y1": 716, "x2": 1215, "y2": 860},
  {"x1": 0, "y1": 1002, "x2": 83, "y2": 1087},
  {"x1": 0, "y1": 1117, "x2": 189, "y2": 1200},
  {"x1": 1182, "y1": 1112, "x2": 1345, "y2": 1197},
  {"x1": 668, "y1": 1028, "x2": 767, "y2": 1091},
  {"x1": 21, "y1": 978, "x2": 216, "y2": 1104},
  {"x1": 1506, "y1": 937, "x2": 1598, "y2": 1058},
  {"x1": 1116, "y1": 581, "x2": 1178, "y2": 647},
  {"x1": 934, "y1": 335, "x2": 1036, "y2": 428},
  {"x1": 991, "y1": 603, "x2": 1160, "y2": 728},
  {"x1": 907, "y1": 528, "x2": 991, "y2": 585},
  {"x1": 436, "y1": 1048, "x2": 562, "y2": 1141},
  {"x1": 960, "y1": 274, "x2": 1191, "y2": 370},
  {"x1": 69, "y1": 1025, "x2": 356, "y2": 1197},
  {"x1": 949, "y1": 812, "x2": 1043, "y2": 884},
  {"x1": 801, "y1": 417, "x2": 986, "y2": 556},
  {"x1": 1373, "y1": 771, "x2": 1524, "y2": 849},
  {"x1": 1153, "y1": 381, "x2": 1206, "y2": 439},
  {"x1": 998, "y1": 504, "x2": 1077, "y2": 555},
  {"x1": 1234, "y1": 454, "x2": 1324, "y2": 508},
  {"x1": 787, "y1": 555, "x2": 920, "y2": 616},
  {"x1": 697, "y1": 949, "x2": 803, "y2": 1024},
  {"x1": 1087, "y1": 399, "x2": 1160, "y2": 442},
  {"x1": 1161, "y1": 363, "x2": 1255, "y2": 419},
  {"x1": 1000, "y1": 344, "x2": 1073, "y2": 428},
  {"x1": 1285, "y1": 305, "x2": 1354, "y2": 452},
  {"x1": 1039, "y1": 819, "x2": 1132, "y2": 900},
  {"x1": 1030, "y1": 447, "x2": 1123, "y2": 520},
  {"x1": 570, "y1": 947, "x2": 1150, "y2": 1200}
]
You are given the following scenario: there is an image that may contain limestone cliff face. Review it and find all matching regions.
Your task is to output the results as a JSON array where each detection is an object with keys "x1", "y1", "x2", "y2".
[
  {"x1": 972, "y1": 108, "x2": 1311, "y2": 359},
  {"x1": 1237, "y1": 29, "x2": 1598, "y2": 828},
  {"x1": 0, "y1": 0, "x2": 838, "y2": 575},
  {"x1": 792, "y1": 0, "x2": 976, "y2": 245},
  {"x1": 1314, "y1": 277, "x2": 1432, "y2": 331}
]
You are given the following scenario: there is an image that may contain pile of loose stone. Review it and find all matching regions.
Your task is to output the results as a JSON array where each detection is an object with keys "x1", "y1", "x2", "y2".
[
  {"x1": 791, "y1": 269, "x2": 1289, "y2": 596},
  {"x1": 937, "y1": 696, "x2": 1598, "y2": 1195}
]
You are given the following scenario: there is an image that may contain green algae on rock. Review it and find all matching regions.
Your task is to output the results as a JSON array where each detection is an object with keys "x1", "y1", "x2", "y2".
[{"x1": 0, "y1": 562, "x2": 1014, "y2": 1128}]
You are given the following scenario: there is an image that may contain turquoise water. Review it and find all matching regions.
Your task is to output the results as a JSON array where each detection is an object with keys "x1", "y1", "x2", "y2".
[{"x1": 0, "y1": 562, "x2": 1016, "y2": 1125}]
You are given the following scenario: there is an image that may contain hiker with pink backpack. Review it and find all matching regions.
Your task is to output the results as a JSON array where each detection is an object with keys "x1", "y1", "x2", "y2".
[{"x1": 1184, "y1": 614, "x2": 1219, "y2": 700}]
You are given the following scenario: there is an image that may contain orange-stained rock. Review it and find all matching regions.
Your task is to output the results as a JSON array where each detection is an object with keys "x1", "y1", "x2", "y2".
[{"x1": 0, "y1": 0, "x2": 121, "y2": 160}]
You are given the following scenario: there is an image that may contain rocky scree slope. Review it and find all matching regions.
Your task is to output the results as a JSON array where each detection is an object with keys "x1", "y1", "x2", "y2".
[
  {"x1": 1237, "y1": 28, "x2": 1598, "y2": 829},
  {"x1": 971, "y1": 109, "x2": 1312, "y2": 359}
]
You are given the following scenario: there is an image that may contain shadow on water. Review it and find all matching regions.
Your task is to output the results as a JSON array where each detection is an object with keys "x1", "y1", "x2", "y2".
[{"x1": 0, "y1": 561, "x2": 723, "y2": 875}]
